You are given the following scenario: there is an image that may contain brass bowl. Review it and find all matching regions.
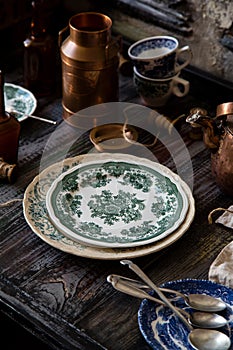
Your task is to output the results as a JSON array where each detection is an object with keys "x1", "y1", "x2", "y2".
[{"x1": 89, "y1": 123, "x2": 138, "y2": 151}]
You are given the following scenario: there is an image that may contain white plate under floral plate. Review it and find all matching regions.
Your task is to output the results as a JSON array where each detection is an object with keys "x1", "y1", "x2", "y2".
[
  {"x1": 23, "y1": 154, "x2": 195, "y2": 259},
  {"x1": 5, "y1": 83, "x2": 37, "y2": 122},
  {"x1": 45, "y1": 153, "x2": 189, "y2": 248}
]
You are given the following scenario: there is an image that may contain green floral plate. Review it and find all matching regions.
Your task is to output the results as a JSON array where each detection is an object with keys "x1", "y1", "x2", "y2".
[
  {"x1": 23, "y1": 154, "x2": 195, "y2": 259},
  {"x1": 5, "y1": 83, "x2": 37, "y2": 122},
  {"x1": 46, "y1": 153, "x2": 190, "y2": 248}
]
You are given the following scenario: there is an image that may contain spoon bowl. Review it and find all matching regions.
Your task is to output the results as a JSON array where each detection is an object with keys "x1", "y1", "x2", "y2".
[
  {"x1": 107, "y1": 274, "x2": 228, "y2": 329},
  {"x1": 160, "y1": 286, "x2": 227, "y2": 312},
  {"x1": 190, "y1": 311, "x2": 228, "y2": 329},
  {"x1": 189, "y1": 329, "x2": 231, "y2": 350}
]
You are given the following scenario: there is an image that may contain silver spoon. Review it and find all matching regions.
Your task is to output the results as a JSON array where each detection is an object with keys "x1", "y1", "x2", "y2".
[
  {"x1": 107, "y1": 274, "x2": 228, "y2": 329},
  {"x1": 160, "y1": 287, "x2": 226, "y2": 313},
  {"x1": 120, "y1": 260, "x2": 231, "y2": 350},
  {"x1": 109, "y1": 274, "x2": 227, "y2": 312},
  {"x1": 108, "y1": 274, "x2": 228, "y2": 329},
  {"x1": 8, "y1": 110, "x2": 57, "y2": 125},
  {"x1": 189, "y1": 329, "x2": 231, "y2": 350}
]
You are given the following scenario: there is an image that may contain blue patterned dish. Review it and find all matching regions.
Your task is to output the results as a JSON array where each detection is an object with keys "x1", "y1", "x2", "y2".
[
  {"x1": 46, "y1": 154, "x2": 189, "y2": 248},
  {"x1": 138, "y1": 279, "x2": 233, "y2": 350},
  {"x1": 4, "y1": 83, "x2": 37, "y2": 122}
]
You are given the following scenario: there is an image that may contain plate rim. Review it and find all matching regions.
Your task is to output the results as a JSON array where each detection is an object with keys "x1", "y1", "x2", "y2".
[
  {"x1": 45, "y1": 153, "x2": 190, "y2": 248},
  {"x1": 23, "y1": 153, "x2": 195, "y2": 260},
  {"x1": 5, "y1": 82, "x2": 37, "y2": 122}
]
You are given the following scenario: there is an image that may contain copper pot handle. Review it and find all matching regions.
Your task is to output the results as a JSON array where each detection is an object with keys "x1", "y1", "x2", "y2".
[
  {"x1": 216, "y1": 102, "x2": 233, "y2": 118},
  {"x1": 58, "y1": 26, "x2": 69, "y2": 47},
  {"x1": 105, "y1": 35, "x2": 121, "y2": 62}
]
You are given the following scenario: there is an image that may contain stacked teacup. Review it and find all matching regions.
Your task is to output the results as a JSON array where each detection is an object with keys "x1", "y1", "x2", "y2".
[{"x1": 128, "y1": 36, "x2": 192, "y2": 107}]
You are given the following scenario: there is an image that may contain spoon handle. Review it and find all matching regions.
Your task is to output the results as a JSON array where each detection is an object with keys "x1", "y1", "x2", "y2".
[
  {"x1": 108, "y1": 274, "x2": 162, "y2": 304},
  {"x1": 107, "y1": 274, "x2": 190, "y2": 318},
  {"x1": 109, "y1": 274, "x2": 185, "y2": 298},
  {"x1": 9, "y1": 110, "x2": 57, "y2": 125},
  {"x1": 26, "y1": 114, "x2": 57, "y2": 125},
  {"x1": 120, "y1": 260, "x2": 193, "y2": 331}
]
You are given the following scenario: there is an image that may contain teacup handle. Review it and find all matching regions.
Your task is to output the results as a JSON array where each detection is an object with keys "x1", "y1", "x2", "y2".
[
  {"x1": 172, "y1": 77, "x2": 190, "y2": 97},
  {"x1": 175, "y1": 46, "x2": 193, "y2": 73}
]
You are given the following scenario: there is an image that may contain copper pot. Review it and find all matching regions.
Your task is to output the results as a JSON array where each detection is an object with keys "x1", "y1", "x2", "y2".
[
  {"x1": 59, "y1": 12, "x2": 120, "y2": 125},
  {"x1": 187, "y1": 103, "x2": 233, "y2": 196}
]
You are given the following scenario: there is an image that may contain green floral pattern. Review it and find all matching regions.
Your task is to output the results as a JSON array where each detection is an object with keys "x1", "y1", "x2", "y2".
[
  {"x1": 88, "y1": 189, "x2": 145, "y2": 225},
  {"x1": 46, "y1": 158, "x2": 188, "y2": 247},
  {"x1": 4, "y1": 83, "x2": 37, "y2": 121}
]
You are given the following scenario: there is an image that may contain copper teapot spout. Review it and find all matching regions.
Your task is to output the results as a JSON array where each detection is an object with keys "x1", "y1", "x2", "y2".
[
  {"x1": 186, "y1": 107, "x2": 223, "y2": 150},
  {"x1": 187, "y1": 103, "x2": 233, "y2": 197}
]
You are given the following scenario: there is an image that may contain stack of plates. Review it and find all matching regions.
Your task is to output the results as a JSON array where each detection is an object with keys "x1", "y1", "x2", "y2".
[{"x1": 23, "y1": 153, "x2": 195, "y2": 259}]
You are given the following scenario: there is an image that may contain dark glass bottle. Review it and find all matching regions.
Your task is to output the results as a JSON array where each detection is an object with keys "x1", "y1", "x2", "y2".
[
  {"x1": 0, "y1": 71, "x2": 21, "y2": 165},
  {"x1": 23, "y1": 0, "x2": 56, "y2": 96}
]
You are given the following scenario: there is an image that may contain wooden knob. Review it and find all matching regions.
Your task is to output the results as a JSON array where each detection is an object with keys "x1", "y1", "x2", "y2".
[{"x1": 0, "y1": 157, "x2": 18, "y2": 183}]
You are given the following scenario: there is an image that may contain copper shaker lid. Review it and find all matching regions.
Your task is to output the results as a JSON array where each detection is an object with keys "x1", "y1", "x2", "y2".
[{"x1": 216, "y1": 102, "x2": 233, "y2": 117}]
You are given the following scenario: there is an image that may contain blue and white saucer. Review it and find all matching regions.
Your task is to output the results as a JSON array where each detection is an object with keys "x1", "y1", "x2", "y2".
[
  {"x1": 4, "y1": 83, "x2": 37, "y2": 122},
  {"x1": 138, "y1": 279, "x2": 233, "y2": 350}
]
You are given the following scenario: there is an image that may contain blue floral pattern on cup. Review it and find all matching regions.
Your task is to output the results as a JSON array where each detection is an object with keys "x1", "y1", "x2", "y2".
[
  {"x1": 131, "y1": 38, "x2": 176, "y2": 57},
  {"x1": 134, "y1": 75, "x2": 170, "y2": 99},
  {"x1": 135, "y1": 53, "x2": 176, "y2": 79},
  {"x1": 133, "y1": 66, "x2": 190, "y2": 107},
  {"x1": 133, "y1": 75, "x2": 171, "y2": 107},
  {"x1": 128, "y1": 36, "x2": 192, "y2": 79}
]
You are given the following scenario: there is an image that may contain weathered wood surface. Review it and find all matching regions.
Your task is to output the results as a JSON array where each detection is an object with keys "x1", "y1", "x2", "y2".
[{"x1": 0, "y1": 67, "x2": 233, "y2": 350}]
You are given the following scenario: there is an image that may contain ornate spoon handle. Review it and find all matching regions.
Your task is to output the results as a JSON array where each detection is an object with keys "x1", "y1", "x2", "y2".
[{"x1": 120, "y1": 259, "x2": 192, "y2": 330}]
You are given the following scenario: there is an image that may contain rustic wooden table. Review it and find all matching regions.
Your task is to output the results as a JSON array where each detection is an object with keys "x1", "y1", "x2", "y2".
[{"x1": 1, "y1": 65, "x2": 233, "y2": 350}]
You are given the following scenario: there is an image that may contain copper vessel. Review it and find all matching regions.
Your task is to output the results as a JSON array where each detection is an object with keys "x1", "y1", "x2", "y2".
[
  {"x1": 59, "y1": 12, "x2": 120, "y2": 125},
  {"x1": 186, "y1": 103, "x2": 233, "y2": 196}
]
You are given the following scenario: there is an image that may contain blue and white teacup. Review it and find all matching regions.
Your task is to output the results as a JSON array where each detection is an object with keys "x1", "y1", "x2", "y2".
[
  {"x1": 128, "y1": 36, "x2": 192, "y2": 79},
  {"x1": 133, "y1": 66, "x2": 190, "y2": 107}
]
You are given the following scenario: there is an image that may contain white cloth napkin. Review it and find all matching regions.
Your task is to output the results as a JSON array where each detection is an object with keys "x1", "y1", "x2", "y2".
[
  {"x1": 215, "y1": 204, "x2": 233, "y2": 229},
  {"x1": 208, "y1": 205, "x2": 233, "y2": 288}
]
